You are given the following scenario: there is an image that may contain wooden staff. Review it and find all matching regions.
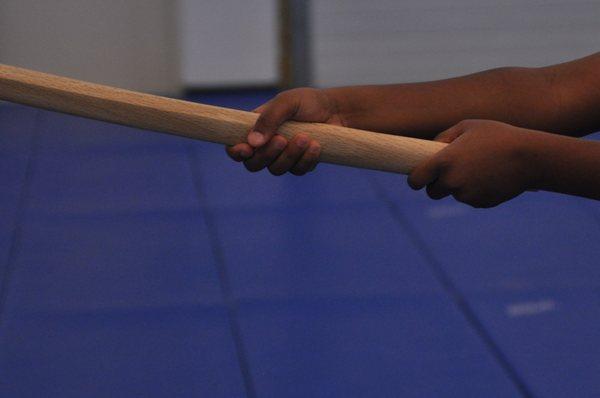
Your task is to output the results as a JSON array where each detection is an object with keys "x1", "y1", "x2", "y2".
[{"x1": 0, "y1": 64, "x2": 445, "y2": 174}]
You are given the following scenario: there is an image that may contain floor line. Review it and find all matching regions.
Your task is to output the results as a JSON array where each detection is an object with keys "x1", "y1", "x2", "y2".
[
  {"x1": 0, "y1": 111, "x2": 41, "y2": 332},
  {"x1": 185, "y1": 146, "x2": 257, "y2": 398},
  {"x1": 369, "y1": 177, "x2": 534, "y2": 398}
]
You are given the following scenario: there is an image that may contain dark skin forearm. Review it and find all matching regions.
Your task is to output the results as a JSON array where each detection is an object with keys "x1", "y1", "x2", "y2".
[
  {"x1": 326, "y1": 53, "x2": 600, "y2": 139},
  {"x1": 226, "y1": 52, "x2": 600, "y2": 205},
  {"x1": 532, "y1": 134, "x2": 600, "y2": 200}
]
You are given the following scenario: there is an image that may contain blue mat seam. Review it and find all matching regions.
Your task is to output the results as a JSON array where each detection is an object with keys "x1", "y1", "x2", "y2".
[
  {"x1": 369, "y1": 177, "x2": 534, "y2": 398},
  {"x1": 0, "y1": 111, "x2": 42, "y2": 332},
  {"x1": 185, "y1": 147, "x2": 256, "y2": 398}
]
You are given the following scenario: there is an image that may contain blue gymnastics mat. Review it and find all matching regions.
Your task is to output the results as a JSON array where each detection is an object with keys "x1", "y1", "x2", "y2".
[{"x1": 1, "y1": 92, "x2": 599, "y2": 397}]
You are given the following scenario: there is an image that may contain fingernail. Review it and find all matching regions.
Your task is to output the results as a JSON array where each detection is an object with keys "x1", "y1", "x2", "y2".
[
  {"x1": 248, "y1": 131, "x2": 265, "y2": 147},
  {"x1": 296, "y1": 137, "x2": 308, "y2": 149}
]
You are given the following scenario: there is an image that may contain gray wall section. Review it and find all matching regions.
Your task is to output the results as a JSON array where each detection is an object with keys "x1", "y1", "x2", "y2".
[
  {"x1": 311, "y1": 0, "x2": 600, "y2": 87},
  {"x1": 0, "y1": 0, "x2": 181, "y2": 95},
  {"x1": 3, "y1": 1, "x2": 596, "y2": 91},
  {"x1": 178, "y1": 0, "x2": 280, "y2": 88}
]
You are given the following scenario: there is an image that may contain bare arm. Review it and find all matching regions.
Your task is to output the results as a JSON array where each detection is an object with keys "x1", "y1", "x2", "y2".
[
  {"x1": 532, "y1": 134, "x2": 600, "y2": 199},
  {"x1": 327, "y1": 53, "x2": 600, "y2": 138},
  {"x1": 228, "y1": 52, "x2": 600, "y2": 179}
]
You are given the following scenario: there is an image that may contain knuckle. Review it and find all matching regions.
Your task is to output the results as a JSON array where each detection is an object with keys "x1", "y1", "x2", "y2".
[
  {"x1": 455, "y1": 120, "x2": 470, "y2": 129},
  {"x1": 244, "y1": 160, "x2": 263, "y2": 172},
  {"x1": 407, "y1": 176, "x2": 422, "y2": 190},
  {"x1": 456, "y1": 119, "x2": 481, "y2": 130},
  {"x1": 294, "y1": 160, "x2": 314, "y2": 174},
  {"x1": 306, "y1": 157, "x2": 319, "y2": 168},
  {"x1": 268, "y1": 165, "x2": 286, "y2": 176},
  {"x1": 275, "y1": 89, "x2": 301, "y2": 103},
  {"x1": 286, "y1": 87, "x2": 311, "y2": 97},
  {"x1": 452, "y1": 190, "x2": 471, "y2": 204},
  {"x1": 273, "y1": 92, "x2": 288, "y2": 101},
  {"x1": 426, "y1": 189, "x2": 439, "y2": 200},
  {"x1": 294, "y1": 160, "x2": 314, "y2": 175},
  {"x1": 426, "y1": 185, "x2": 445, "y2": 200}
]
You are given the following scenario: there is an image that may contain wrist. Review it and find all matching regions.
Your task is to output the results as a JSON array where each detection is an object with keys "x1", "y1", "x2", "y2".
[
  {"x1": 515, "y1": 130, "x2": 554, "y2": 191},
  {"x1": 517, "y1": 130, "x2": 581, "y2": 192},
  {"x1": 323, "y1": 86, "x2": 376, "y2": 129},
  {"x1": 322, "y1": 87, "x2": 351, "y2": 126}
]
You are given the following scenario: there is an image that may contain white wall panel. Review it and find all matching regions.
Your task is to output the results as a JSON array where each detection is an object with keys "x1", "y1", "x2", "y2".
[
  {"x1": 0, "y1": 0, "x2": 180, "y2": 94},
  {"x1": 179, "y1": 0, "x2": 280, "y2": 87},
  {"x1": 311, "y1": 0, "x2": 600, "y2": 86}
]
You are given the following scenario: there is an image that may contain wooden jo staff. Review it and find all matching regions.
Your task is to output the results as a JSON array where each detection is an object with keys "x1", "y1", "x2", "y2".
[{"x1": 0, "y1": 64, "x2": 446, "y2": 174}]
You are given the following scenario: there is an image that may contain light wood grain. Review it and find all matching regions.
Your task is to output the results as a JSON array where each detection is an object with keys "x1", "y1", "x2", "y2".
[{"x1": 0, "y1": 63, "x2": 446, "y2": 174}]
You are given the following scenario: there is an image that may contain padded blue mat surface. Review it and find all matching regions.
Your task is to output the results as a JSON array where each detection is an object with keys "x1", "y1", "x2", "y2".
[{"x1": 1, "y1": 94, "x2": 598, "y2": 397}]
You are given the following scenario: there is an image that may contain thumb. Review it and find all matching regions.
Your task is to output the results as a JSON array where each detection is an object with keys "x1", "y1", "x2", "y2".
[
  {"x1": 248, "y1": 95, "x2": 299, "y2": 147},
  {"x1": 434, "y1": 123, "x2": 465, "y2": 143},
  {"x1": 407, "y1": 154, "x2": 443, "y2": 191}
]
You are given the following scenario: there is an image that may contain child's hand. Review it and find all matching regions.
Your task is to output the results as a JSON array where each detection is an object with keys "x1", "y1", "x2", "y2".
[
  {"x1": 226, "y1": 88, "x2": 344, "y2": 175},
  {"x1": 408, "y1": 120, "x2": 544, "y2": 208}
]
